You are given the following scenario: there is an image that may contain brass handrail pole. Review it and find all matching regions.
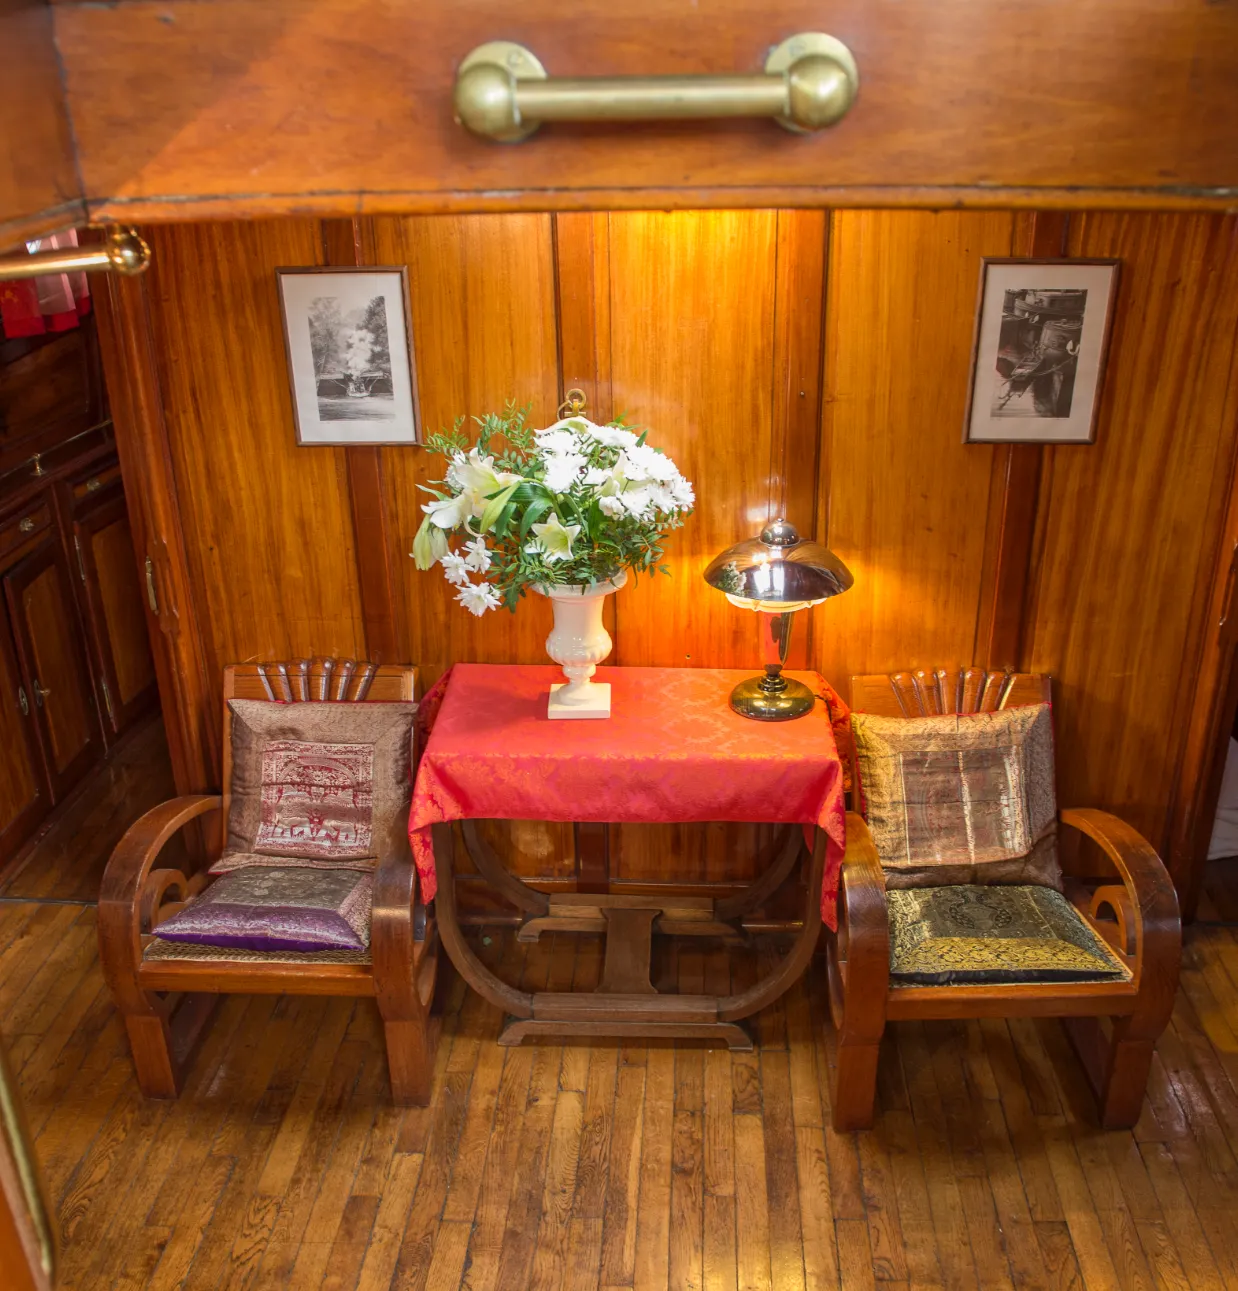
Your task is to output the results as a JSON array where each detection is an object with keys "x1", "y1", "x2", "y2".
[{"x1": 0, "y1": 227, "x2": 150, "y2": 283}]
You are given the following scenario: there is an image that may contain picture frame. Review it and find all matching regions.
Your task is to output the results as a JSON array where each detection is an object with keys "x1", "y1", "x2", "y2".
[
  {"x1": 963, "y1": 258, "x2": 1119, "y2": 445},
  {"x1": 276, "y1": 266, "x2": 420, "y2": 445}
]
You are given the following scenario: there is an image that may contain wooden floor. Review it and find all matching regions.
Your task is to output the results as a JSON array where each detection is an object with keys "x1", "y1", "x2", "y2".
[{"x1": 5, "y1": 736, "x2": 1238, "y2": 1289}]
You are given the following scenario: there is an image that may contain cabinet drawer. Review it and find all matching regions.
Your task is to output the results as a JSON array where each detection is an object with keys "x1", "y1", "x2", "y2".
[
  {"x1": 0, "y1": 503, "x2": 52, "y2": 564},
  {"x1": 71, "y1": 462, "x2": 122, "y2": 504},
  {"x1": 58, "y1": 0, "x2": 1238, "y2": 223}
]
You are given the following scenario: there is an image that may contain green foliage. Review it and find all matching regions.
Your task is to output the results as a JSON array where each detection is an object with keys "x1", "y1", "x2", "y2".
[{"x1": 417, "y1": 402, "x2": 693, "y2": 614}]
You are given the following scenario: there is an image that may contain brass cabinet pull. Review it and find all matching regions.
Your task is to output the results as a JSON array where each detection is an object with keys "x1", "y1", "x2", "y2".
[
  {"x1": 454, "y1": 33, "x2": 858, "y2": 142},
  {"x1": 17, "y1": 686, "x2": 28, "y2": 716},
  {"x1": 18, "y1": 516, "x2": 35, "y2": 534},
  {"x1": 144, "y1": 556, "x2": 159, "y2": 615},
  {"x1": 32, "y1": 678, "x2": 49, "y2": 707}
]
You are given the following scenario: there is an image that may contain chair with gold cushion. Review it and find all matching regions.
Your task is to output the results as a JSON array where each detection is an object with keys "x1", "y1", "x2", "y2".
[
  {"x1": 98, "y1": 657, "x2": 439, "y2": 1105},
  {"x1": 826, "y1": 666, "x2": 1181, "y2": 1132}
]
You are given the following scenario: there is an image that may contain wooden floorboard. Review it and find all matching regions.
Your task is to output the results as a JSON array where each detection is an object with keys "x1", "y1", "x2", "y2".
[{"x1": 8, "y1": 753, "x2": 1238, "y2": 1287}]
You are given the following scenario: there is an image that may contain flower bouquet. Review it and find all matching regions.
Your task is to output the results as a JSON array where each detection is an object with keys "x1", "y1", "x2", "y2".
[{"x1": 412, "y1": 402, "x2": 694, "y2": 716}]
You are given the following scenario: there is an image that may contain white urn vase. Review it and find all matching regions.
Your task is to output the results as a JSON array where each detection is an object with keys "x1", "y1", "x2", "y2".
[{"x1": 536, "y1": 571, "x2": 627, "y2": 719}]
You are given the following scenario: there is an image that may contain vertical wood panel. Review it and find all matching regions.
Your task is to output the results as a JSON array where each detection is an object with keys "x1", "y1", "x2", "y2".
[
  {"x1": 374, "y1": 213, "x2": 560, "y2": 684},
  {"x1": 145, "y1": 221, "x2": 366, "y2": 727},
  {"x1": 373, "y1": 212, "x2": 570, "y2": 879},
  {"x1": 608, "y1": 210, "x2": 779, "y2": 672},
  {"x1": 1026, "y1": 213, "x2": 1238, "y2": 851},
  {"x1": 815, "y1": 210, "x2": 1016, "y2": 696},
  {"x1": 605, "y1": 211, "x2": 780, "y2": 884}
]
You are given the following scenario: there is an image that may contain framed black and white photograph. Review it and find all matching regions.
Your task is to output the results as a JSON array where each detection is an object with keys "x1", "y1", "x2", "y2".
[
  {"x1": 963, "y1": 259, "x2": 1119, "y2": 444},
  {"x1": 276, "y1": 267, "x2": 420, "y2": 445}
]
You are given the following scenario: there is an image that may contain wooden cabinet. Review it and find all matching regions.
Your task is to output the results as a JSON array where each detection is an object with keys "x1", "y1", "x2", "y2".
[
  {"x1": 69, "y1": 487, "x2": 157, "y2": 736},
  {"x1": 3, "y1": 539, "x2": 100, "y2": 800},
  {"x1": 0, "y1": 440, "x2": 153, "y2": 866},
  {"x1": 0, "y1": 610, "x2": 45, "y2": 857}
]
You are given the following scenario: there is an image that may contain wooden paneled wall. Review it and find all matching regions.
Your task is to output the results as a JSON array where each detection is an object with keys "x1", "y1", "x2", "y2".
[{"x1": 99, "y1": 207, "x2": 1238, "y2": 909}]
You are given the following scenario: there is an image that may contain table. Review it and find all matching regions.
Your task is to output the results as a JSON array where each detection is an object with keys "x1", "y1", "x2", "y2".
[{"x1": 410, "y1": 663, "x2": 847, "y2": 1049}]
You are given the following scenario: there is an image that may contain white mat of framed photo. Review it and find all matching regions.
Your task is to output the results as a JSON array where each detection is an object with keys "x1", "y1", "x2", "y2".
[
  {"x1": 964, "y1": 259, "x2": 1119, "y2": 444},
  {"x1": 277, "y1": 267, "x2": 420, "y2": 445}
]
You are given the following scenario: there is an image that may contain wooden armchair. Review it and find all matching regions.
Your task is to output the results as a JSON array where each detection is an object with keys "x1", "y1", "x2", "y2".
[
  {"x1": 827, "y1": 667, "x2": 1181, "y2": 1132},
  {"x1": 98, "y1": 657, "x2": 439, "y2": 1105}
]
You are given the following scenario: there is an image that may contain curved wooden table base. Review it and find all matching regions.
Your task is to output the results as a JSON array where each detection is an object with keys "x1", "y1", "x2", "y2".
[{"x1": 433, "y1": 821, "x2": 827, "y2": 1051}]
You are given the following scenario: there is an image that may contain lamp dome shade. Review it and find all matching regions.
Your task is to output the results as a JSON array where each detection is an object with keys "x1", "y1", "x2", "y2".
[{"x1": 702, "y1": 519, "x2": 853, "y2": 605}]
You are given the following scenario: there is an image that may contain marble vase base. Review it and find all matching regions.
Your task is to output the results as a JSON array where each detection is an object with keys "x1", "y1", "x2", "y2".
[{"x1": 548, "y1": 681, "x2": 612, "y2": 720}]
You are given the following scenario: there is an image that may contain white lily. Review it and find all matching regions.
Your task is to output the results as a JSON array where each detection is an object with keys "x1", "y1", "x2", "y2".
[
  {"x1": 411, "y1": 515, "x2": 449, "y2": 569},
  {"x1": 530, "y1": 512, "x2": 581, "y2": 562},
  {"x1": 422, "y1": 492, "x2": 472, "y2": 530},
  {"x1": 455, "y1": 580, "x2": 502, "y2": 616},
  {"x1": 454, "y1": 448, "x2": 522, "y2": 519}
]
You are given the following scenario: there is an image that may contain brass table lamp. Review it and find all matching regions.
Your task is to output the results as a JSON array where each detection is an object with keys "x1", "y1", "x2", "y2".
[{"x1": 704, "y1": 518, "x2": 853, "y2": 720}]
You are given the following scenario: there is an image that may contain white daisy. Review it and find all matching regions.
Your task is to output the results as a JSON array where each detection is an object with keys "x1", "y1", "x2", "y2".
[
  {"x1": 439, "y1": 551, "x2": 470, "y2": 586},
  {"x1": 463, "y1": 537, "x2": 492, "y2": 573},
  {"x1": 455, "y1": 580, "x2": 502, "y2": 616}
]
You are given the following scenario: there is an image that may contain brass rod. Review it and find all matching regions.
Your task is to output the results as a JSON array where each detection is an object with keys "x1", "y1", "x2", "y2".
[
  {"x1": 454, "y1": 33, "x2": 858, "y2": 143},
  {"x1": 518, "y1": 75, "x2": 787, "y2": 123},
  {"x1": 0, "y1": 228, "x2": 149, "y2": 282}
]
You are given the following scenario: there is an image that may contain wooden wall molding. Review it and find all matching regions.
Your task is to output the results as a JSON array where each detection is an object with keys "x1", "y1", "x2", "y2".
[
  {"x1": 975, "y1": 211, "x2": 1069, "y2": 671},
  {"x1": 92, "y1": 271, "x2": 217, "y2": 793},
  {"x1": 322, "y1": 218, "x2": 401, "y2": 663}
]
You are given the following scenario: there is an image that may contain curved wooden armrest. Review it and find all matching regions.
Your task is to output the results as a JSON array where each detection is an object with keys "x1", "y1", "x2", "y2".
[
  {"x1": 839, "y1": 812, "x2": 888, "y2": 938},
  {"x1": 100, "y1": 795, "x2": 222, "y2": 906},
  {"x1": 1058, "y1": 808, "x2": 1181, "y2": 980},
  {"x1": 98, "y1": 795, "x2": 222, "y2": 1007},
  {"x1": 831, "y1": 812, "x2": 889, "y2": 1040}
]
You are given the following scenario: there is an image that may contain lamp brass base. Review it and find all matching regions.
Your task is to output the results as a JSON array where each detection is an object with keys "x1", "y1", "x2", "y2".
[{"x1": 730, "y1": 674, "x2": 815, "y2": 721}]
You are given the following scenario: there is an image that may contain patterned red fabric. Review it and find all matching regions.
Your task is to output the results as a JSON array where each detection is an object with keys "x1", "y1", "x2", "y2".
[{"x1": 409, "y1": 663, "x2": 849, "y2": 928}]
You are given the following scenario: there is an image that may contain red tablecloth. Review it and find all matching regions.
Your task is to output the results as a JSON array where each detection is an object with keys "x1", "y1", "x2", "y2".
[{"x1": 409, "y1": 664, "x2": 849, "y2": 928}]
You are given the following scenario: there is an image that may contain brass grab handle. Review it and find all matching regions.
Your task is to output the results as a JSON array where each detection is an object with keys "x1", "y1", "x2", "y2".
[{"x1": 454, "y1": 33, "x2": 858, "y2": 142}]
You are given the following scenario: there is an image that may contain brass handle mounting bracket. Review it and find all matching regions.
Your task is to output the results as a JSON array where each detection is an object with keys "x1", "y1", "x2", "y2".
[{"x1": 454, "y1": 33, "x2": 858, "y2": 142}]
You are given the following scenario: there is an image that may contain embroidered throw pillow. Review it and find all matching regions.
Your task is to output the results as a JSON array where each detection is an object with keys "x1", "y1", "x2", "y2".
[
  {"x1": 852, "y1": 702, "x2": 1061, "y2": 889},
  {"x1": 219, "y1": 699, "x2": 415, "y2": 872},
  {"x1": 152, "y1": 866, "x2": 372, "y2": 953}
]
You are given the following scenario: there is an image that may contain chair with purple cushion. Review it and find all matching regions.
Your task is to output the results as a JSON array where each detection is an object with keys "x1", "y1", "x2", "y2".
[{"x1": 98, "y1": 656, "x2": 439, "y2": 1104}]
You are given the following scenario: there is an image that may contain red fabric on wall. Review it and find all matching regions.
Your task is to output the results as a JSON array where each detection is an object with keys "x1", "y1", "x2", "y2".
[
  {"x1": 0, "y1": 230, "x2": 92, "y2": 340},
  {"x1": 409, "y1": 663, "x2": 849, "y2": 928}
]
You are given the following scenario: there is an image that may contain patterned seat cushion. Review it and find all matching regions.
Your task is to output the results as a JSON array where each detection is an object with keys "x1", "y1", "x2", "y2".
[
  {"x1": 151, "y1": 865, "x2": 372, "y2": 953},
  {"x1": 888, "y1": 885, "x2": 1131, "y2": 986},
  {"x1": 213, "y1": 698, "x2": 416, "y2": 875},
  {"x1": 852, "y1": 703, "x2": 1061, "y2": 889}
]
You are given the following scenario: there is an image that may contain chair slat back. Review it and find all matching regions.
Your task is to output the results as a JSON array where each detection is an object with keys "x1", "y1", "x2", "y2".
[
  {"x1": 219, "y1": 657, "x2": 417, "y2": 841},
  {"x1": 850, "y1": 667, "x2": 1050, "y2": 718},
  {"x1": 847, "y1": 668, "x2": 1052, "y2": 811}
]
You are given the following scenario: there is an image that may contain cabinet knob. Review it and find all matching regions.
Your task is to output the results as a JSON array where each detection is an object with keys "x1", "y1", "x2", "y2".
[
  {"x1": 17, "y1": 686, "x2": 28, "y2": 716},
  {"x1": 18, "y1": 516, "x2": 35, "y2": 534},
  {"x1": 32, "y1": 679, "x2": 50, "y2": 707},
  {"x1": 454, "y1": 33, "x2": 858, "y2": 143}
]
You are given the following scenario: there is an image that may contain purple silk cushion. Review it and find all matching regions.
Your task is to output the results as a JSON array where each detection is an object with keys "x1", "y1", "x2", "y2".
[{"x1": 152, "y1": 866, "x2": 372, "y2": 953}]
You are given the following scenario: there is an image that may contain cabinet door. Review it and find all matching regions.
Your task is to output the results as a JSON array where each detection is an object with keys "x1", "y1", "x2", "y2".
[
  {"x1": 72, "y1": 494, "x2": 157, "y2": 737},
  {"x1": 3, "y1": 541, "x2": 101, "y2": 802},
  {"x1": 0, "y1": 607, "x2": 48, "y2": 861}
]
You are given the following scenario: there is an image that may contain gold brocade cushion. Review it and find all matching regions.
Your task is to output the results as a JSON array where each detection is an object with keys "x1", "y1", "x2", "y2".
[
  {"x1": 852, "y1": 703, "x2": 1061, "y2": 889},
  {"x1": 888, "y1": 886, "x2": 1131, "y2": 985}
]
